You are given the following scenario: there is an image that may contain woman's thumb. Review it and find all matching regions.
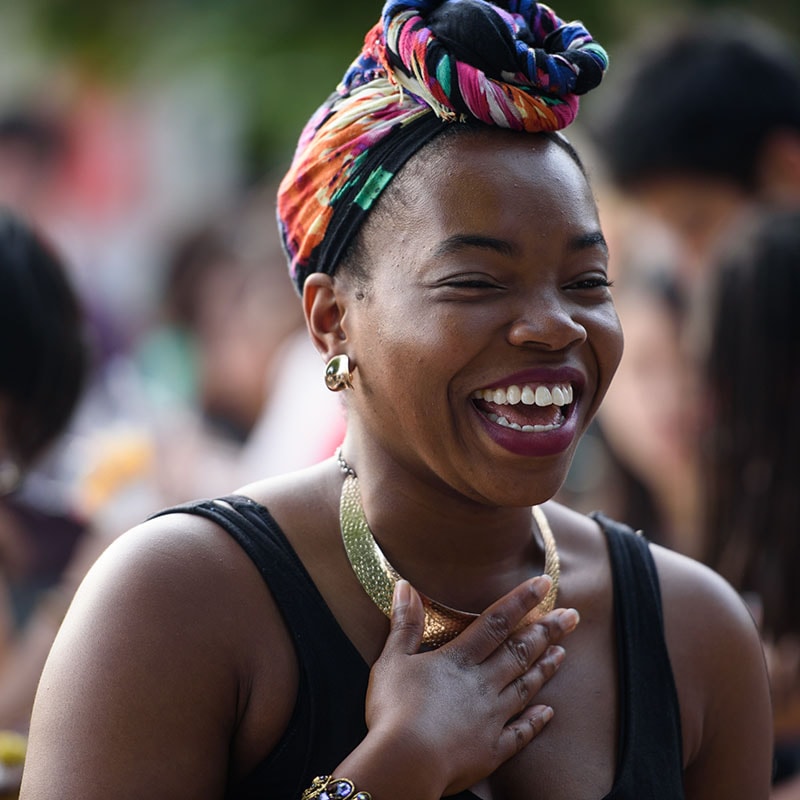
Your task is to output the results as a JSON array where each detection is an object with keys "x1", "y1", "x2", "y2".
[{"x1": 388, "y1": 579, "x2": 425, "y2": 655}]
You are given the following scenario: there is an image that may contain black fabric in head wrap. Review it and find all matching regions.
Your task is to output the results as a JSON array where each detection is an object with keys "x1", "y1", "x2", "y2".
[{"x1": 277, "y1": 0, "x2": 609, "y2": 293}]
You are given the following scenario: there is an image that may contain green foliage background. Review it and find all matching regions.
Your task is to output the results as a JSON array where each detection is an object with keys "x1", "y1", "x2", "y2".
[{"x1": 4, "y1": 0, "x2": 800, "y2": 173}]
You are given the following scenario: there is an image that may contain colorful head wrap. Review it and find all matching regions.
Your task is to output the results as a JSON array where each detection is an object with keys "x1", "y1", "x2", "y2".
[{"x1": 278, "y1": 0, "x2": 609, "y2": 293}]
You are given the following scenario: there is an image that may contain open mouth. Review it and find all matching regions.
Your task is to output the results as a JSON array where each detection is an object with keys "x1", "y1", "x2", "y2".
[{"x1": 470, "y1": 382, "x2": 575, "y2": 433}]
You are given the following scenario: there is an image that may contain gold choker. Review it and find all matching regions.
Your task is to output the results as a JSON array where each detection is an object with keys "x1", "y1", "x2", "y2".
[{"x1": 337, "y1": 452, "x2": 560, "y2": 648}]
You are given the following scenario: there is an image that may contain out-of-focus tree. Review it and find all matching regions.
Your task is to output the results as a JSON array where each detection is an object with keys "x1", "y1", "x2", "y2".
[{"x1": 8, "y1": 0, "x2": 800, "y2": 173}]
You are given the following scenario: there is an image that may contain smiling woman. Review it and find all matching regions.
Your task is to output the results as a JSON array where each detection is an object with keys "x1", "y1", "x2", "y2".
[{"x1": 19, "y1": 2, "x2": 772, "y2": 800}]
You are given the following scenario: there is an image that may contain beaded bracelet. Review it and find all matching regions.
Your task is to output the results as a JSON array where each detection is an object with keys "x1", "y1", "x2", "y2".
[{"x1": 301, "y1": 775, "x2": 372, "y2": 800}]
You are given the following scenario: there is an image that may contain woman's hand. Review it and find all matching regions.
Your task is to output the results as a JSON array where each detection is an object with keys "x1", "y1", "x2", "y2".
[{"x1": 361, "y1": 575, "x2": 578, "y2": 798}]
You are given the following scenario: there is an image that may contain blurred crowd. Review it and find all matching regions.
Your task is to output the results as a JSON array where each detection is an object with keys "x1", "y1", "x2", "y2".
[
  {"x1": 0, "y1": 48, "x2": 346, "y2": 766},
  {"x1": 0, "y1": 3, "x2": 799, "y2": 797}
]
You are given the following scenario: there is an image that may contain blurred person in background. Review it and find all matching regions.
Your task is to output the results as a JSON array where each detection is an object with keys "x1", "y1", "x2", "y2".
[
  {"x1": 19, "y1": 1, "x2": 772, "y2": 797},
  {"x1": 558, "y1": 271, "x2": 702, "y2": 556},
  {"x1": 0, "y1": 209, "x2": 88, "y2": 738},
  {"x1": 0, "y1": 112, "x2": 67, "y2": 228},
  {"x1": 698, "y1": 208, "x2": 800, "y2": 797},
  {"x1": 561, "y1": 9, "x2": 800, "y2": 561},
  {"x1": 588, "y1": 10, "x2": 800, "y2": 293},
  {"x1": 133, "y1": 188, "x2": 341, "y2": 502},
  {"x1": 230, "y1": 182, "x2": 347, "y2": 481}
]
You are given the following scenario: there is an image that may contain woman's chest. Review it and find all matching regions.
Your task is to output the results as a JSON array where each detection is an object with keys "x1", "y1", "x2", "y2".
[{"x1": 474, "y1": 632, "x2": 620, "y2": 800}]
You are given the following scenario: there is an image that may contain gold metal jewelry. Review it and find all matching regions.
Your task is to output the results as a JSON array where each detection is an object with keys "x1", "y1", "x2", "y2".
[
  {"x1": 337, "y1": 451, "x2": 559, "y2": 648},
  {"x1": 302, "y1": 775, "x2": 372, "y2": 800},
  {"x1": 324, "y1": 354, "x2": 354, "y2": 392}
]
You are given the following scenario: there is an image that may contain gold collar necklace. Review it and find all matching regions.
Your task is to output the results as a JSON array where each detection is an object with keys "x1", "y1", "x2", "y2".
[{"x1": 336, "y1": 450, "x2": 560, "y2": 648}]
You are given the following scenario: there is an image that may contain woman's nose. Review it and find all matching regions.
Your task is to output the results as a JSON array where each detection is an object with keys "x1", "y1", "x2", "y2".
[{"x1": 506, "y1": 296, "x2": 587, "y2": 350}]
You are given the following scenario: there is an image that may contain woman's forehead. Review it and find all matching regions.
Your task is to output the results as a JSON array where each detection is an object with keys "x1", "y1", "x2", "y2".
[
  {"x1": 403, "y1": 130, "x2": 587, "y2": 197},
  {"x1": 375, "y1": 131, "x2": 597, "y2": 239}
]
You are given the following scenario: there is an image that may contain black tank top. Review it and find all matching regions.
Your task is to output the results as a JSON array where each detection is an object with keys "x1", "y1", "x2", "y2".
[{"x1": 152, "y1": 498, "x2": 684, "y2": 799}]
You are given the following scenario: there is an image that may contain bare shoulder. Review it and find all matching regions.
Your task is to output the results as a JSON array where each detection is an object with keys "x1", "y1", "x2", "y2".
[
  {"x1": 540, "y1": 500, "x2": 608, "y2": 552},
  {"x1": 548, "y1": 499, "x2": 760, "y2": 640},
  {"x1": 546, "y1": 506, "x2": 772, "y2": 798},
  {"x1": 650, "y1": 544, "x2": 773, "y2": 798},
  {"x1": 650, "y1": 542, "x2": 763, "y2": 669},
  {"x1": 650, "y1": 543, "x2": 755, "y2": 622},
  {"x1": 63, "y1": 507, "x2": 286, "y2": 668},
  {"x1": 21, "y1": 505, "x2": 298, "y2": 799}
]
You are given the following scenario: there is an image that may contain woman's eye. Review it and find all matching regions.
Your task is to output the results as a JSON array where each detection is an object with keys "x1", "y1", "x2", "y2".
[
  {"x1": 446, "y1": 278, "x2": 499, "y2": 289},
  {"x1": 569, "y1": 276, "x2": 614, "y2": 290}
]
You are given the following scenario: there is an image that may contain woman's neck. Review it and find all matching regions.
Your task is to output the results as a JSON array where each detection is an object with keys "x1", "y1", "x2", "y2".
[{"x1": 334, "y1": 448, "x2": 548, "y2": 613}]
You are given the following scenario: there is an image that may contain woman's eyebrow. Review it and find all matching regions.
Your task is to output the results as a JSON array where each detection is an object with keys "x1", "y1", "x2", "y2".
[
  {"x1": 432, "y1": 231, "x2": 609, "y2": 257},
  {"x1": 433, "y1": 234, "x2": 517, "y2": 258},
  {"x1": 572, "y1": 231, "x2": 609, "y2": 254}
]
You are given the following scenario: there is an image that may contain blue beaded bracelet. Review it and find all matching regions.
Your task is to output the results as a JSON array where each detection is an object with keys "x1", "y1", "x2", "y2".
[{"x1": 301, "y1": 775, "x2": 372, "y2": 800}]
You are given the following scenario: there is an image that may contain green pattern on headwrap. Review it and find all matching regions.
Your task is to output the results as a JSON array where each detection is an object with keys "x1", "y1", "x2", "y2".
[
  {"x1": 436, "y1": 57, "x2": 452, "y2": 97},
  {"x1": 355, "y1": 167, "x2": 396, "y2": 211}
]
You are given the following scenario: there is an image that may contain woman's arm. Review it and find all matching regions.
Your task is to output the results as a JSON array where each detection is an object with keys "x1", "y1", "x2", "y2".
[
  {"x1": 19, "y1": 513, "x2": 292, "y2": 800},
  {"x1": 20, "y1": 517, "x2": 576, "y2": 800},
  {"x1": 656, "y1": 548, "x2": 773, "y2": 800}
]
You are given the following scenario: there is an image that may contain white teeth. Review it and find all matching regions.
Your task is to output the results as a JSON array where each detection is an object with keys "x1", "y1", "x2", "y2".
[
  {"x1": 487, "y1": 412, "x2": 562, "y2": 433},
  {"x1": 521, "y1": 385, "x2": 536, "y2": 405},
  {"x1": 535, "y1": 386, "x2": 552, "y2": 406},
  {"x1": 472, "y1": 382, "x2": 574, "y2": 408}
]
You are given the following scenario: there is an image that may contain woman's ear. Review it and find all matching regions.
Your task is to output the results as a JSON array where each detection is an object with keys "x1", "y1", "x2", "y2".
[{"x1": 303, "y1": 273, "x2": 350, "y2": 360}]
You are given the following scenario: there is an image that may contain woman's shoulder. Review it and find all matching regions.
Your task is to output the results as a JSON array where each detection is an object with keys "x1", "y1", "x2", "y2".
[
  {"x1": 647, "y1": 540, "x2": 770, "y2": 772},
  {"x1": 24, "y1": 504, "x2": 300, "y2": 793},
  {"x1": 79, "y1": 501, "x2": 277, "y2": 619},
  {"x1": 548, "y1": 500, "x2": 755, "y2": 623},
  {"x1": 64, "y1": 502, "x2": 299, "y2": 701},
  {"x1": 546, "y1": 501, "x2": 763, "y2": 688},
  {"x1": 649, "y1": 540, "x2": 757, "y2": 630}
]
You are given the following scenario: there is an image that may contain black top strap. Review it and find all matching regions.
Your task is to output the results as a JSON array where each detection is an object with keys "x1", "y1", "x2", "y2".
[
  {"x1": 150, "y1": 500, "x2": 684, "y2": 799},
  {"x1": 151, "y1": 496, "x2": 370, "y2": 799},
  {"x1": 592, "y1": 512, "x2": 684, "y2": 799}
]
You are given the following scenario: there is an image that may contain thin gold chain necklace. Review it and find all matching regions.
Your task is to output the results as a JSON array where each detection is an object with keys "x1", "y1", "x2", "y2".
[{"x1": 337, "y1": 450, "x2": 560, "y2": 648}]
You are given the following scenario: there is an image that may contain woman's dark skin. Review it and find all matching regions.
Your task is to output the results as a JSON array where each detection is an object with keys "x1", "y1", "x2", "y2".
[{"x1": 19, "y1": 131, "x2": 772, "y2": 799}]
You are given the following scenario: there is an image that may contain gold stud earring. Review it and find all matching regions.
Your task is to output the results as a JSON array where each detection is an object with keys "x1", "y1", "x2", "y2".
[{"x1": 325, "y1": 354, "x2": 354, "y2": 392}]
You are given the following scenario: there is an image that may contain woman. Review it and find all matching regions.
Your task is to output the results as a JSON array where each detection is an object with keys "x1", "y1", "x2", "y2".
[
  {"x1": 699, "y1": 208, "x2": 800, "y2": 796},
  {"x1": 20, "y1": 2, "x2": 771, "y2": 798},
  {"x1": 0, "y1": 209, "x2": 86, "y2": 786},
  {"x1": 0, "y1": 211, "x2": 86, "y2": 493},
  {"x1": 559, "y1": 272, "x2": 702, "y2": 556}
]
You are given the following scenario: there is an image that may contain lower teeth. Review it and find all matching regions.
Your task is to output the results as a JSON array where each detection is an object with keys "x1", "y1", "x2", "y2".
[{"x1": 487, "y1": 413, "x2": 561, "y2": 433}]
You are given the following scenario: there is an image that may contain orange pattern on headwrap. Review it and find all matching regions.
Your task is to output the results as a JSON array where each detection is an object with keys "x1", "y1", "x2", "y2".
[{"x1": 278, "y1": 0, "x2": 608, "y2": 292}]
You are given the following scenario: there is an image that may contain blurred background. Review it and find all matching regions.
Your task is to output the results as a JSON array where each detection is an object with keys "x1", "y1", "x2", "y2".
[
  {"x1": 0, "y1": 0, "x2": 796, "y2": 356},
  {"x1": 0, "y1": 0, "x2": 800, "y2": 780}
]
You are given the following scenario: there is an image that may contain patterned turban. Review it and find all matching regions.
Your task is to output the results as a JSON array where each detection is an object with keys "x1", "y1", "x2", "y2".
[{"x1": 278, "y1": 0, "x2": 609, "y2": 293}]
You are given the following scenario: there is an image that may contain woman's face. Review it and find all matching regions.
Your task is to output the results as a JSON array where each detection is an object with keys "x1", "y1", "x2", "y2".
[
  {"x1": 599, "y1": 288, "x2": 698, "y2": 487},
  {"x1": 341, "y1": 130, "x2": 623, "y2": 506}
]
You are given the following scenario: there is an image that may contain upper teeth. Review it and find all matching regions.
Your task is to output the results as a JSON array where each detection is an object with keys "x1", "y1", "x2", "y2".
[{"x1": 470, "y1": 384, "x2": 574, "y2": 407}]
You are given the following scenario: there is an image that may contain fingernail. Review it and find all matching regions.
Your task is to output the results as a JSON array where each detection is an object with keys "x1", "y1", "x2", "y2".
[
  {"x1": 540, "y1": 706, "x2": 554, "y2": 724},
  {"x1": 547, "y1": 644, "x2": 566, "y2": 665},
  {"x1": 559, "y1": 608, "x2": 580, "y2": 632},
  {"x1": 530, "y1": 574, "x2": 553, "y2": 595},
  {"x1": 393, "y1": 579, "x2": 411, "y2": 611}
]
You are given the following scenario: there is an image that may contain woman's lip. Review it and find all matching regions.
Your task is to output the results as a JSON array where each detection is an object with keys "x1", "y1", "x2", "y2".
[{"x1": 471, "y1": 389, "x2": 581, "y2": 458}]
